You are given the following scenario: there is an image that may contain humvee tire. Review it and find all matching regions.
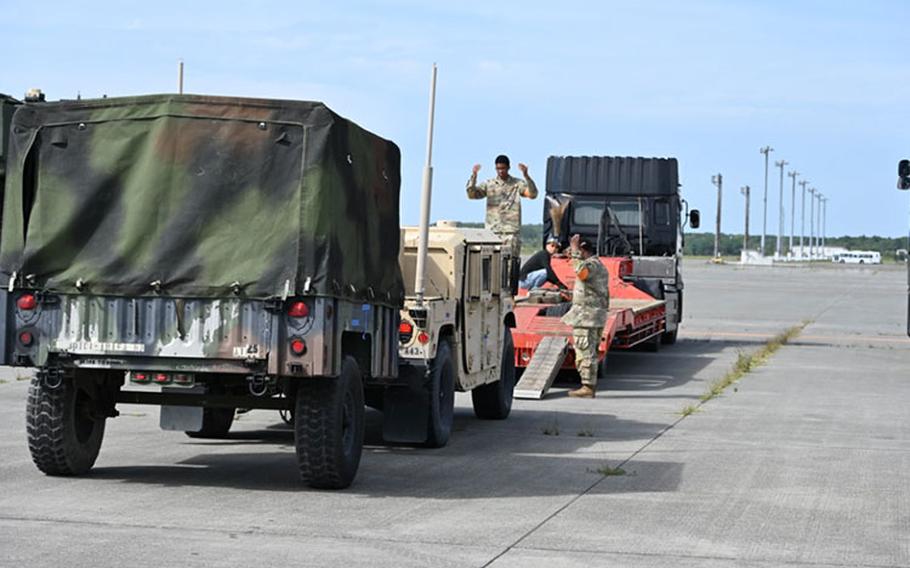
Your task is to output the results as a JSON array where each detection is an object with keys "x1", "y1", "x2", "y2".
[
  {"x1": 295, "y1": 356, "x2": 365, "y2": 489},
  {"x1": 661, "y1": 329, "x2": 678, "y2": 345},
  {"x1": 425, "y1": 338, "x2": 456, "y2": 448},
  {"x1": 642, "y1": 333, "x2": 661, "y2": 353},
  {"x1": 26, "y1": 374, "x2": 106, "y2": 475},
  {"x1": 471, "y1": 328, "x2": 516, "y2": 420},
  {"x1": 185, "y1": 408, "x2": 235, "y2": 439}
]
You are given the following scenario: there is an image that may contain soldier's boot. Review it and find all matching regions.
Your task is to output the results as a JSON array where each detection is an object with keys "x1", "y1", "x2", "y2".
[{"x1": 568, "y1": 385, "x2": 596, "y2": 398}]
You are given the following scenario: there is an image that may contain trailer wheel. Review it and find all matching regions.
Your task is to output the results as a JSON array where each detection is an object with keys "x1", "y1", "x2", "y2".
[
  {"x1": 472, "y1": 328, "x2": 515, "y2": 420},
  {"x1": 185, "y1": 408, "x2": 235, "y2": 439},
  {"x1": 642, "y1": 333, "x2": 661, "y2": 353},
  {"x1": 26, "y1": 374, "x2": 106, "y2": 476},
  {"x1": 425, "y1": 338, "x2": 456, "y2": 448},
  {"x1": 661, "y1": 329, "x2": 678, "y2": 345},
  {"x1": 295, "y1": 356, "x2": 365, "y2": 489}
]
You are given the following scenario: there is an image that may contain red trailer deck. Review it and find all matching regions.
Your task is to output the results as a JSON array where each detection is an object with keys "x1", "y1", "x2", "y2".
[{"x1": 512, "y1": 255, "x2": 666, "y2": 390}]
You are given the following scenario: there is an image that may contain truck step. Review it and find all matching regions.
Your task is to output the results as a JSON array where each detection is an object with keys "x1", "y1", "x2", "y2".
[{"x1": 514, "y1": 336, "x2": 569, "y2": 400}]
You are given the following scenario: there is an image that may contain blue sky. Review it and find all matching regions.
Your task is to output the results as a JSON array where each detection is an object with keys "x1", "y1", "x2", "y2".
[{"x1": 2, "y1": 1, "x2": 908, "y2": 237}]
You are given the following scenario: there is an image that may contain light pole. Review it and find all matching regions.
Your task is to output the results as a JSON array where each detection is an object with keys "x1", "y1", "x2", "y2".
[
  {"x1": 799, "y1": 180, "x2": 809, "y2": 258},
  {"x1": 741, "y1": 185, "x2": 751, "y2": 255},
  {"x1": 775, "y1": 159, "x2": 788, "y2": 258},
  {"x1": 712, "y1": 174, "x2": 723, "y2": 259},
  {"x1": 788, "y1": 170, "x2": 799, "y2": 257},
  {"x1": 808, "y1": 188, "x2": 817, "y2": 259},
  {"x1": 821, "y1": 197, "x2": 828, "y2": 254},
  {"x1": 760, "y1": 146, "x2": 774, "y2": 256},
  {"x1": 816, "y1": 193, "x2": 824, "y2": 259}
]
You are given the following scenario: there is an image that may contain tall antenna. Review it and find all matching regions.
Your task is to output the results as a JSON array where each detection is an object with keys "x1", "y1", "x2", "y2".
[
  {"x1": 414, "y1": 63, "x2": 438, "y2": 306},
  {"x1": 178, "y1": 59, "x2": 185, "y2": 94}
]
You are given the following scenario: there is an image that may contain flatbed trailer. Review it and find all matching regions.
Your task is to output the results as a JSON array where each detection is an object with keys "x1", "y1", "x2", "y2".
[{"x1": 512, "y1": 255, "x2": 665, "y2": 398}]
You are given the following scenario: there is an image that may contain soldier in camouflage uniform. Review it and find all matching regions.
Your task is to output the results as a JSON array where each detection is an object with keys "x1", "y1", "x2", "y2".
[
  {"x1": 466, "y1": 154, "x2": 538, "y2": 259},
  {"x1": 561, "y1": 234, "x2": 610, "y2": 398}
]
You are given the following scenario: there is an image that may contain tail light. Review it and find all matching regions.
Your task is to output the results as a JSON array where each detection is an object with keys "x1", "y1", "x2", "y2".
[
  {"x1": 399, "y1": 321, "x2": 414, "y2": 343},
  {"x1": 290, "y1": 338, "x2": 307, "y2": 355},
  {"x1": 417, "y1": 331, "x2": 430, "y2": 345},
  {"x1": 173, "y1": 373, "x2": 194, "y2": 385},
  {"x1": 153, "y1": 373, "x2": 171, "y2": 384},
  {"x1": 17, "y1": 294, "x2": 37, "y2": 311},
  {"x1": 18, "y1": 331, "x2": 34, "y2": 346},
  {"x1": 287, "y1": 301, "x2": 309, "y2": 318},
  {"x1": 132, "y1": 372, "x2": 150, "y2": 383}
]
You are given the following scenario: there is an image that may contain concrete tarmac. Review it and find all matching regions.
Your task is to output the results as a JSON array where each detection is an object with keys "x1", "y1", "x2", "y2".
[{"x1": 1, "y1": 261, "x2": 907, "y2": 567}]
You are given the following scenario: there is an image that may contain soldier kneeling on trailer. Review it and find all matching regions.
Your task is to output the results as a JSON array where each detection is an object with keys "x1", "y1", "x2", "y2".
[{"x1": 561, "y1": 234, "x2": 610, "y2": 398}]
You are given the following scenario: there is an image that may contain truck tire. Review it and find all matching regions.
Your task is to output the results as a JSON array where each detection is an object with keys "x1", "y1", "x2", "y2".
[
  {"x1": 295, "y1": 356, "x2": 365, "y2": 489},
  {"x1": 472, "y1": 328, "x2": 515, "y2": 420},
  {"x1": 26, "y1": 374, "x2": 106, "y2": 476},
  {"x1": 661, "y1": 329, "x2": 678, "y2": 345},
  {"x1": 425, "y1": 338, "x2": 456, "y2": 448},
  {"x1": 642, "y1": 333, "x2": 661, "y2": 353},
  {"x1": 185, "y1": 408, "x2": 235, "y2": 439}
]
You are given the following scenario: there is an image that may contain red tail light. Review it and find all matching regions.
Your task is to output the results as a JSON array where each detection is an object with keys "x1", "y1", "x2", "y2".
[
  {"x1": 417, "y1": 332, "x2": 430, "y2": 345},
  {"x1": 290, "y1": 338, "x2": 307, "y2": 355},
  {"x1": 133, "y1": 372, "x2": 149, "y2": 383},
  {"x1": 399, "y1": 321, "x2": 414, "y2": 343},
  {"x1": 17, "y1": 294, "x2": 37, "y2": 311},
  {"x1": 153, "y1": 373, "x2": 170, "y2": 384},
  {"x1": 18, "y1": 331, "x2": 34, "y2": 346},
  {"x1": 287, "y1": 301, "x2": 309, "y2": 318}
]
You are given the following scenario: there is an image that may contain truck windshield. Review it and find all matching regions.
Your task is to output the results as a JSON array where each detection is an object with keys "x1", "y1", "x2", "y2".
[{"x1": 573, "y1": 200, "x2": 641, "y2": 227}]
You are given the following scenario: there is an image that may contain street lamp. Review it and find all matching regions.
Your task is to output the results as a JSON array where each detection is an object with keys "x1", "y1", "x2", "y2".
[
  {"x1": 741, "y1": 185, "x2": 751, "y2": 254},
  {"x1": 815, "y1": 192, "x2": 825, "y2": 258},
  {"x1": 808, "y1": 187, "x2": 817, "y2": 259},
  {"x1": 799, "y1": 180, "x2": 809, "y2": 259},
  {"x1": 787, "y1": 171, "x2": 799, "y2": 257},
  {"x1": 711, "y1": 174, "x2": 723, "y2": 259},
  {"x1": 760, "y1": 146, "x2": 774, "y2": 256},
  {"x1": 775, "y1": 159, "x2": 788, "y2": 258}
]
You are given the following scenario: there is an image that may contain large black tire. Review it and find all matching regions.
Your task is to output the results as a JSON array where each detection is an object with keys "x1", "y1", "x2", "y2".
[
  {"x1": 185, "y1": 408, "x2": 235, "y2": 439},
  {"x1": 26, "y1": 374, "x2": 106, "y2": 476},
  {"x1": 425, "y1": 338, "x2": 456, "y2": 448},
  {"x1": 472, "y1": 328, "x2": 516, "y2": 420},
  {"x1": 642, "y1": 333, "x2": 662, "y2": 353},
  {"x1": 295, "y1": 356, "x2": 365, "y2": 489},
  {"x1": 661, "y1": 328, "x2": 678, "y2": 345}
]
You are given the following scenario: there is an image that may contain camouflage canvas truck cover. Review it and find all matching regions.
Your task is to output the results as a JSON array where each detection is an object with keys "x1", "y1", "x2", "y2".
[
  {"x1": 0, "y1": 93, "x2": 20, "y2": 365},
  {"x1": 0, "y1": 94, "x2": 403, "y2": 489}
]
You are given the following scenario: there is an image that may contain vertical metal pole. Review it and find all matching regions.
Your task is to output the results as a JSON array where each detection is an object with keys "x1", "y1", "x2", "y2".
[
  {"x1": 775, "y1": 159, "x2": 788, "y2": 258},
  {"x1": 809, "y1": 187, "x2": 816, "y2": 260},
  {"x1": 178, "y1": 59, "x2": 184, "y2": 94},
  {"x1": 414, "y1": 64, "x2": 438, "y2": 306},
  {"x1": 799, "y1": 180, "x2": 808, "y2": 258},
  {"x1": 712, "y1": 174, "x2": 722, "y2": 258},
  {"x1": 788, "y1": 171, "x2": 798, "y2": 256},
  {"x1": 741, "y1": 185, "x2": 750, "y2": 254},
  {"x1": 815, "y1": 193, "x2": 825, "y2": 258},
  {"x1": 760, "y1": 146, "x2": 773, "y2": 256}
]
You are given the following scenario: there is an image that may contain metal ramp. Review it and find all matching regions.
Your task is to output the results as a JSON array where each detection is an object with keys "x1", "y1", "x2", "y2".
[{"x1": 513, "y1": 336, "x2": 569, "y2": 399}]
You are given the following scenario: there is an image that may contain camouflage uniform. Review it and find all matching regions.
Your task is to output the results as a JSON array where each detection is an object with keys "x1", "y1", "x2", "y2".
[
  {"x1": 466, "y1": 173, "x2": 538, "y2": 258},
  {"x1": 561, "y1": 251, "x2": 610, "y2": 388}
]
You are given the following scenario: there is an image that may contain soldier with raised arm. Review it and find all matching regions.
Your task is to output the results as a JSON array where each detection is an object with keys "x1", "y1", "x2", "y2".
[
  {"x1": 466, "y1": 155, "x2": 538, "y2": 281},
  {"x1": 562, "y1": 234, "x2": 610, "y2": 398}
]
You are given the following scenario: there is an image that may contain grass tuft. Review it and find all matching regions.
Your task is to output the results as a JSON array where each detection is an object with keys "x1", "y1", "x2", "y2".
[
  {"x1": 679, "y1": 321, "x2": 809, "y2": 416},
  {"x1": 596, "y1": 465, "x2": 626, "y2": 476}
]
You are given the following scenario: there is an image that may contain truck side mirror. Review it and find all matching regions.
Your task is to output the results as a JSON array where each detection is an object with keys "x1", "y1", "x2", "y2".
[
  {"x1": 689, "y1": 209, "x2": 700, "y2": 229},
  {"x1": 899, "y1": 159, "x2": 910, "y2": 190}
]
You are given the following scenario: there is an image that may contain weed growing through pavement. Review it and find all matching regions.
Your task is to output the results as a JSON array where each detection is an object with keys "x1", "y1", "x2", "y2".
[
  {"x1": 681, "y1": 321, "x2": 809, "y2": 415},
  {"x1": 541, "y1": 417, "x2": 560, "y2": 436},
  {"x1": 577, "y1": 428, "x2": 594, "y2": 437},
  {"x1": 596, "y1": 465, "x2": 626, "y2": 476}
]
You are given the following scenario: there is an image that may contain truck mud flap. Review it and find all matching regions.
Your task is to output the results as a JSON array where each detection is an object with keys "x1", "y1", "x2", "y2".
[{"x1": 381, "y1": 364, "x2": 430, "y2": 444}]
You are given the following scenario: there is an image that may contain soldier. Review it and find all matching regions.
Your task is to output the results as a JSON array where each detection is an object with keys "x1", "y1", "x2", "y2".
[
  {"x1": 561, "y1": 234, "x2": 610, "y2": 398},
  {"x1": 466, "y1": 155, "x2": 538, "y2": 280}
]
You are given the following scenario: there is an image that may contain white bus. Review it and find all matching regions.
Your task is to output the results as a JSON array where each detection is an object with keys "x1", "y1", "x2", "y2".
[{"x1": 832, "y1": 251, "x2": 881, "y2": 264}]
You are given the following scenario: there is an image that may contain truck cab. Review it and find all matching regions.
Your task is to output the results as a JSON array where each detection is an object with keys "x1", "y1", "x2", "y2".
[{"x1": 543, "y1": 156, "x2": 699, "y2": 343}]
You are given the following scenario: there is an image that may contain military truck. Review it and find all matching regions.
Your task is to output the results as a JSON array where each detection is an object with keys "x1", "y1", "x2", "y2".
[
  {"x1": 0, "y1": 91, "x2": 514, "y2": 489},
  {"x1": 0, "y1": 93, "x2": 21, "y2": 365},
  {"x1": 543, "y1": 156, "x2": 699, "y2": 344}
]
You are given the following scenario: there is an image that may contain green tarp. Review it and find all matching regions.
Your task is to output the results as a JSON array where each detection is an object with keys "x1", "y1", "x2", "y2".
[{"x1": 0, "y1": 94, "x2": 403, "y2": 306}]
